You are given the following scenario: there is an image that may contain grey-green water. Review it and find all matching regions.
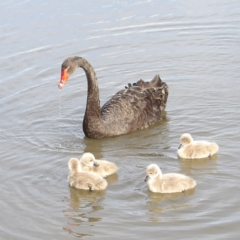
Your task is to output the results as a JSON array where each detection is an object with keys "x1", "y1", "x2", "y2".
[{"x1": 1, "y1": 0, "x2": 240, "y2": 239}]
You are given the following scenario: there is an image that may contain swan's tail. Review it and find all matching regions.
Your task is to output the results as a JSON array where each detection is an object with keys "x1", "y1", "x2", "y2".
[
  {"x1": 148, "y1": 75, "x2": 169, "y2": 106},
  {"x1": 125, "y1": 74, "x2": 169, "y2": 110},
  {"x1": 154, "y1": 75, "x2": 169, "y2": 106},
  {"x1": 209, "y1": 142, "x2": 219, "y2": 155}
]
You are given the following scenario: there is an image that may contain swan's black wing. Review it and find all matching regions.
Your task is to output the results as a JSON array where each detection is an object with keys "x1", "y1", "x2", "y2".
[
  {"x1": 100, "y1": 75, "x2": 168, "y2": 136},
  {"x1": 125, "y1": 74, "x2": 164, "y2": 88}
]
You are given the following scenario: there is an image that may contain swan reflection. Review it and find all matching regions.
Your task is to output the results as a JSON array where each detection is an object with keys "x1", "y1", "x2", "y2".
[
  {"x1": 146, "y1": 188, "x2": 195, "y2": 222},
  {"x1": 179, "y1": 154, "x2": 218, "y2": 175},
  {"x1": 63, "y1": 186, "x2": 106, "y2": 237},
  {"x1": 68, "y1": 185, "x2": 106, "y2": 209}
]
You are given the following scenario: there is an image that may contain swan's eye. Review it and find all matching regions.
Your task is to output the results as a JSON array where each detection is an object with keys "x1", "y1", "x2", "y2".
[{"x1": 62, "y1": 65, "x2": 70, "y2": 71}]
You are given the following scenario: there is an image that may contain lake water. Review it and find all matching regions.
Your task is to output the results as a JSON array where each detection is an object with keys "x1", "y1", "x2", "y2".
[{"x1": 1, "y1": 0, "x2": 240, "y2": 239}]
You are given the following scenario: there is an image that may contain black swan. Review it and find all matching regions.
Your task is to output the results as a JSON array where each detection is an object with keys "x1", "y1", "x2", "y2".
[{"x1": 58, "y1": 56, "x2": 169, "y2": 139}]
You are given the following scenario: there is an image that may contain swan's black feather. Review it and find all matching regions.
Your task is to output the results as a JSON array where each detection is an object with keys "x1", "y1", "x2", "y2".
[{"x1": 99, "y1": 74, "x2": 168, "y2": 137}]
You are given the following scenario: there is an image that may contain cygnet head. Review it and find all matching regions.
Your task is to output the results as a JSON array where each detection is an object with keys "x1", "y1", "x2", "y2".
[
  {"x1": 80, "y1": 152, "x2": 99, "y2": 167},
  {"x1": 144, "y1": 164, "x2": 162, "y2": 182},
  {"x1": 178, "y1": 133, "x2": 193, "y2": 149},
  {"x1": 68, "y1": 158, "x2": 79, "y2": 172}
]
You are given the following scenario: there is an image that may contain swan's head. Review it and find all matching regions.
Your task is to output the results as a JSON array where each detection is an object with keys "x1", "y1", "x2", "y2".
[
  {"x1": 80, "y1": 152, "x2": 99, "y2": 167},
  {"x1": 144, "y1": 164, "x2": 162, "y2": 182},
  {"x1": 178, "y1": 133, "x2": 193, "y2": 149},
  {"x1": 68, "y1": 158, "x2": 79, "y2": 172},
  {"x1": 58, "y1": 57, "x2": 79, "y2": 89}
]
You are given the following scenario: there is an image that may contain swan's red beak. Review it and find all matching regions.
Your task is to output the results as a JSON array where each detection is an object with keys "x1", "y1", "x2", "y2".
[{"x1": 58, "y1": 69, "x2": 69, "y2": 89}]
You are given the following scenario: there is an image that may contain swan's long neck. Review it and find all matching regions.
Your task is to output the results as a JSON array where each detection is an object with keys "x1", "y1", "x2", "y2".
[{"x1": 76, "y1": 57, "x2": 102, "y2": 135}]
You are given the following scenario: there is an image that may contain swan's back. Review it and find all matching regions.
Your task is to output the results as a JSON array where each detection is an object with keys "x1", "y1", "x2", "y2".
[
  {"x1": 68, "y1": 171, "x2": 108, "y2": 191},
  {"x1": 160, "y1": 173, "x2": 196, "y2": 193},
  {"x1": 93, "y1": 159, "x2": 118, "y2": 177},
  {"x1": 207, "y1": 142, "x2": 219, "y2": 155},
  {"x1": 98, "y1": 75, "x2": 168, "y2": 136},
  {"x1": 192, "y1": 141, "x2": 219, "y2": 158},
  {"x1": 79, "y1": 152, "x2": 118, "y2": 177}
]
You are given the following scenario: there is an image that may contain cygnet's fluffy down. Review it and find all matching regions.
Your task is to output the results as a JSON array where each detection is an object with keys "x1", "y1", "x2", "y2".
[
  {"x1": 68, "y1": 158, "x2": 107, "y2": 191},
  {"x1": 78, "y1": 152, "x2": 118, "y2": 177},
  {"x1": 177, "y1": 133, "x2": 219, "y2": 159},
  {"x1": 145, "y1": 164, "x2": 196, "y2": 193}
]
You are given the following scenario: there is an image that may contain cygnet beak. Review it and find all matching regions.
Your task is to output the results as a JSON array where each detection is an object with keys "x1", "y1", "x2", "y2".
[
  {"x1": 144, "y1": 175, "x2": 150, "y2": 182},
  {"x1": 93, "y1": 162, "x2": 99, "y2": 167},
  {"x1": 58, "y1": 68, "x2": 69, "y2": 89},
  {"x1": 178, "y1": 144, "x2": 182, "y2": 149}
]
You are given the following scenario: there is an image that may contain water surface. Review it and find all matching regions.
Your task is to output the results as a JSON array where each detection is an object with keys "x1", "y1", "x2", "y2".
[{"x1": 1, "y1": 0, "x2": 240, "y2": 239}]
